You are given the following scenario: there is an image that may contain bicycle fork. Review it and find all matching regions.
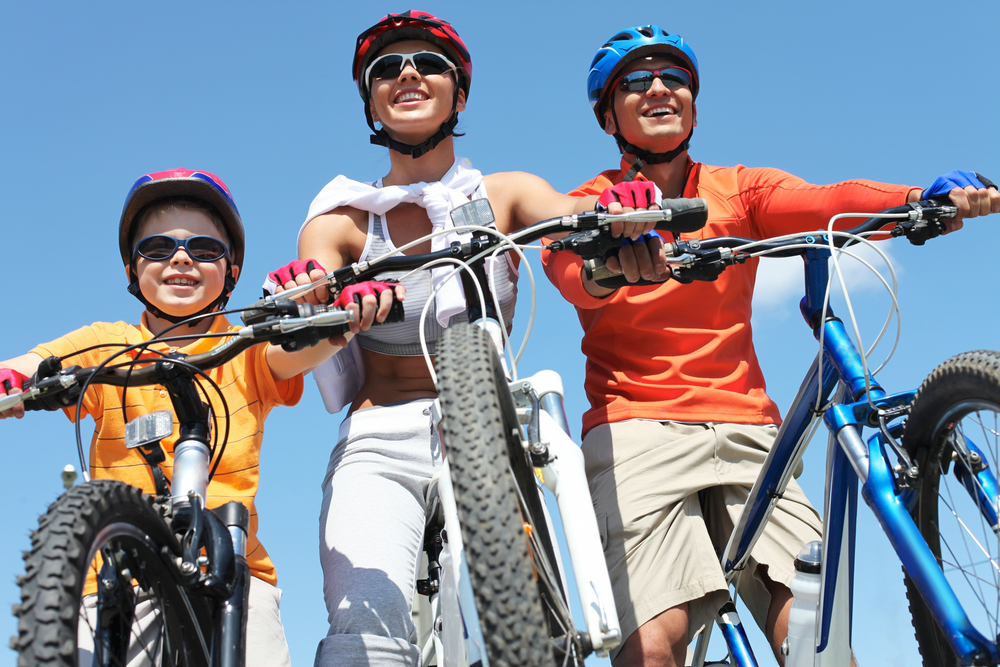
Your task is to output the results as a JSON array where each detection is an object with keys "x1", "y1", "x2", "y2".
[
  {"x1": 125, "y1": 362, "x2": 254, "y2": 667},
  {"x1": 511, "y1": 370, "x2": 622, "y2": 656}
]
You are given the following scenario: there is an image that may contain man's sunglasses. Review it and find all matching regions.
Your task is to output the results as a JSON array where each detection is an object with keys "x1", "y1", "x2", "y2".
[
  {"x1": 365, "y1": 51, "x2": 457, "y2": 88},
  {"x1": 132, "y1": 235, "x2": 230, "y2": 263},
  {"x1": 614, "y1": 66, "x2": 692, "y2": 93}
]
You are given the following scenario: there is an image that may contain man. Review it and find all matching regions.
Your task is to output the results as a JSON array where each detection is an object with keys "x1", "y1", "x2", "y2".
[{"x1": 542, "y1": 25, "x2": 999, "y2": 667}]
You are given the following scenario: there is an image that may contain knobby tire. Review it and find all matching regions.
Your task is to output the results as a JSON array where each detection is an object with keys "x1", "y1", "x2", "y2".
[
  {"x1": 435, "y1": 323, "x2": 561, "y2": 667},
  {"x1": 12, "y1": 479, "x2": 212, "y2": 666},
  {"x1": 902, "y1": 350, "x2": 1000, "y2": 667}
]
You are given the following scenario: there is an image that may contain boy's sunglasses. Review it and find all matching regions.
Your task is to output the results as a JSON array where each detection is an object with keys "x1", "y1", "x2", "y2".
[
  {"x1": 614, "y1": 66, "x2": 692, "y2": 93},
  {"x1": 364, "y1": 51, "x2": 457, "y2": 87},
  {"x1": 132, "y1": 235, "x2": 230, "y2": 263}
]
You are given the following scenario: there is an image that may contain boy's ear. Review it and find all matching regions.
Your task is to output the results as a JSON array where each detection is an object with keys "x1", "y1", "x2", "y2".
[
  {"x1": 227, "y1": 265, "x2": 240, "y2": 294},
  {"x1": 455, "y1": 88, "x2": 467, "y2": 114}
]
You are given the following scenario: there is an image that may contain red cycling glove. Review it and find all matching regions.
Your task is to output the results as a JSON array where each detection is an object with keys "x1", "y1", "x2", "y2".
[
  {"x1": 598, "y1": 181, "x2": 663, "y2": 209},
  {"x1": 0, "y1": 368, "x2": 29, "y2": 394},
  {"x1": 262, "y1": 259, "x2": 327, "y2": 295},
  {"x1": 332, "y1": 281, "x2": 400, "y2": 309}
]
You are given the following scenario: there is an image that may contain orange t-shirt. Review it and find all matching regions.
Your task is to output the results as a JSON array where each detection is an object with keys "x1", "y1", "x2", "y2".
[
  {"x1": 31, "y1": 313, "x2": 303, "y2": 592},
  {"x1": 542, "y1": 158, "x2": 919, "y2": 437}
]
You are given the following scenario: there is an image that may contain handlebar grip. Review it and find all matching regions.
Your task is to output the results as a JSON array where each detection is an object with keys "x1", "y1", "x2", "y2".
[
  {"x1": 339, "y1": 285, "x2": 405, "y2": 325},
  {"x1": 585, "y1": 259, "x2": 668, "y2": 289},
  {"x1": 657, "y1": 198, "x2": 708, "y2": 234}
]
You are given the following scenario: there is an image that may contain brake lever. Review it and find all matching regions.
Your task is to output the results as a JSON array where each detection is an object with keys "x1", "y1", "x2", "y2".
[{"x1": 890, "y1": 199, "x2": 959, "y2": 246}]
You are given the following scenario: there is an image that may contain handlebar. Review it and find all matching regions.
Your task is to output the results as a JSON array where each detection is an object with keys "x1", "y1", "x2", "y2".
[
  {"x1": 584, "y1": 199, "x2": 958, "y2": 288},
  {"x1": 274, "y1": 197, "x2": 710, "y2": 302},
  {"x1": 0, "y1": 299, "x2": 361, "y2": 415}
]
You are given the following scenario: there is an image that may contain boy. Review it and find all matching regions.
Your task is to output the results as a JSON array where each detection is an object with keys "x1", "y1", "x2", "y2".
[{"x1": 0, "y1": 168, "x2": 401, "y2": 666}]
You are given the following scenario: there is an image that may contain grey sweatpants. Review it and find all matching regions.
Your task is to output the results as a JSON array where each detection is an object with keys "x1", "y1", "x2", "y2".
[{"x1": 315, "y1": 399, "x2": 441, "y2": 667}]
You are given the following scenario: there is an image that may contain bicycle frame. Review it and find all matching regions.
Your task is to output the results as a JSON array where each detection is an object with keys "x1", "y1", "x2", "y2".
[{"x1": 696, "y1": 243, "x2": 1000, "y2": 667}]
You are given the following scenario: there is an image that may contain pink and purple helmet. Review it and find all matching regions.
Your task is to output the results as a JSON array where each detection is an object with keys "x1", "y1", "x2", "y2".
[{"x1": 118, "y1": 168, "x2": 245, "y2": 270}]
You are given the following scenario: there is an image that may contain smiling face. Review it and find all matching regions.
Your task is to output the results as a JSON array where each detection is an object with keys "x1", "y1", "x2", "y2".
[
  {"x1": 603, "y1": 54, "x2": 697, "y2": 154},
  {"x1": 131, "y1": 206, "x2": 238, "y2": 324},
  {"x1": 368, "y1": 39, "x2": 466, "y2": 145}
]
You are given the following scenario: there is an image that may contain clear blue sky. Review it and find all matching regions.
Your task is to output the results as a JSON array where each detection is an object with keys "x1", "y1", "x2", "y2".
[{"x1": 2, "y1": 2, "x2": 998, "y2": 666}]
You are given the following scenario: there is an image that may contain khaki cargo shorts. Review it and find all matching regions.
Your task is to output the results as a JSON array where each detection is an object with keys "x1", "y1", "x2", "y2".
[{"x1": 582, "y1": 419, "x2": 823, "y2": 656}]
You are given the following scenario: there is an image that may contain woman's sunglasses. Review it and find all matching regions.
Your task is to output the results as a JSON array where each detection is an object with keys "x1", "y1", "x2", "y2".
[
  {"x1": 364, "y1": 51, "x2": 457, "y2": 88},
  {"x1": 132, "y1": 235, "x2": 230, "y2": 263},
  {"x1": 614, "y1": 66, "x2": 692, "y2": 93}
]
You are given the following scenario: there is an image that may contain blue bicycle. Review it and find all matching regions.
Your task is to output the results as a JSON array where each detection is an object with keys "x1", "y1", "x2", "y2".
[{"x1": 618, "y1": 199, "x2": 1000, "y2": 667}]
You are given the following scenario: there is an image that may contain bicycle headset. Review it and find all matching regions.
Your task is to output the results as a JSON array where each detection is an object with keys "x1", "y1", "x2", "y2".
[
  {"x1": 587, "y1": 26, "x2": 700, "y2": 168},
  {"x1": 118, "y1": 168, "x2": 245, "y2": 324},
  {"x1": 352, "y1": 10, "x2": 472, "y2": 159}
]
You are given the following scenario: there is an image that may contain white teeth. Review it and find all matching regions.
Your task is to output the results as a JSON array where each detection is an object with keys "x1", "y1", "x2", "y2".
[
  {"x1": 396, "y1": 91, "x2": 427, "y2": 103},
  {"x1": 645, "y1": 107, "x2": 676, "y2": 117},
  {"x1": 166, "y1": 278, "x2": 197, "y2": 286}
]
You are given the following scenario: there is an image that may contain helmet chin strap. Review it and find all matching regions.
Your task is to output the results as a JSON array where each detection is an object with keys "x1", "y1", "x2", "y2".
[
  {"x1": 610, "y1": 103, "x2": 693, "y2": 177},
  {"x1": 127, "y1": 267, "x2": 236, "y2": 327},
  {"x1": 370, "y1": 114, "x2": 458, "y2": 159},
  {"x1": 367, "y1": 87, "x2": 461, "y2": 159}
]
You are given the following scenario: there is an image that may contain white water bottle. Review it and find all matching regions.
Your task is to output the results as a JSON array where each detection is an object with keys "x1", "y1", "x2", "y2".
[{"x1": 786, "y1": 540, "x2": 822, "y2": 667}]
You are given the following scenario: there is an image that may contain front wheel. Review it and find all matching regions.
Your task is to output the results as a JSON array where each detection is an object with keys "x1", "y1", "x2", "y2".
[
  {"x1": 435, "y1": 323, "x2": 558, "y2": 667},
  {"x1": 902, "y1": 350, "x2": 1000, "y2": 667},
  {"x1": 12, "y1": 479, "x2": 212, "y2": 666}
]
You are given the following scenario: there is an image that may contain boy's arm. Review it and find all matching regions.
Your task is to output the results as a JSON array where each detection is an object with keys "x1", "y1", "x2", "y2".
[
  {"x1": 265, "y1": 337, "x2": 345, "y2": 382},
  {"x1": 0, "y1": 352, "x2": 44, "y2": 419}
]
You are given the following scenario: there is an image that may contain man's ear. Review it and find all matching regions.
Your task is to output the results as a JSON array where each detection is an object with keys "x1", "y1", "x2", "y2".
[{"x1": 603, "y1": 106, "x2": 617, "y2": 135}]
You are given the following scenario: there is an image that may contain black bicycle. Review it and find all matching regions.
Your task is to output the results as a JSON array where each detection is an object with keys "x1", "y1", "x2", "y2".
[{"x1": 4, "y1": 298, "x2": 374, "y2": 667}]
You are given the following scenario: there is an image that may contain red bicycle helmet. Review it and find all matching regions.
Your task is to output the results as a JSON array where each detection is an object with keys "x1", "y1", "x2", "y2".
[{"x1": 352, "y1": 11, "x2": 472, "y2": 158}]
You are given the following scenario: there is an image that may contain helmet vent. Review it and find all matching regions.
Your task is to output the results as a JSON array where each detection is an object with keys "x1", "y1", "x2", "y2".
[
  {"x1": 637, "y1": 26, "x2": 654, "y2": 38},
  {"x1": 609, "y1": 32, "x2": 634, "y2": 43}
]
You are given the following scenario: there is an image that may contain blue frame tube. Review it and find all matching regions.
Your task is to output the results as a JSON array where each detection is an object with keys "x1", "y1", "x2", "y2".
[
  {"x1": 724, "y1": 356, "x2": 839, "y2": 573},
  {"x1": 717, "y1": 602, "x2": 760, "y2": 667},
  {"x1": 861, "y1": 434, "x2": 996, "y2": 664}
]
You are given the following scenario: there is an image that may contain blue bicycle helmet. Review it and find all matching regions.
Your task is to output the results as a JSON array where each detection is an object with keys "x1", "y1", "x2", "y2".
[{"x1": 587, "y1": 26, "x2": 700, "y2": 169}]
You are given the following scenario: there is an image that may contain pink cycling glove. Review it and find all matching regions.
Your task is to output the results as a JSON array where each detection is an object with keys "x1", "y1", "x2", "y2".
[
  {"x1": 332, "y1": 281, "x2": 400, "y2": 309},
  {"x1": 0, "y1": 368, "x2": 29, "y2": 394},
  {"x1": 262, "y1": 259, "x2": 327, "y2": 295},
  {"x1": 598, "y1": 181, "x2": 663, "y2": 209}
]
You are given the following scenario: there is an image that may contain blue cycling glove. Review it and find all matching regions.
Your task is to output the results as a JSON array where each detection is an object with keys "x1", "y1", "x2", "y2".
[
  {"x1": 923, "y1": 170, "x2": 997, "y2": 199},
  {"x1": 617, "y1": 231, "x2": 662, "y2": 249}
]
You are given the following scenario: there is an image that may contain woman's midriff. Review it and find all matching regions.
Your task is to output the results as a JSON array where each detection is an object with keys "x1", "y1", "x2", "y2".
[{"x1": 349, "y1": 347, "x2": 438, "y2": 413}]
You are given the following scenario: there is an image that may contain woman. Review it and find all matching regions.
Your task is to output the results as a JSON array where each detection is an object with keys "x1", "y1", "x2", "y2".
[{"x1": 273, "y1": 11, "x2": 653, "y2": 666}]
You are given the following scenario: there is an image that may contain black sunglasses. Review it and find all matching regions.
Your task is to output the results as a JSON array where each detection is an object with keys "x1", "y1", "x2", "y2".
[
  {"x1": 614, "y1": 66, "x2": 692, "y2": 93},
  {"x1": 365, "y1": 51, "x2": 457, "y2": 87},
  {"x1": 132, "y1": 235, "x2": 230, "y2": 263}
]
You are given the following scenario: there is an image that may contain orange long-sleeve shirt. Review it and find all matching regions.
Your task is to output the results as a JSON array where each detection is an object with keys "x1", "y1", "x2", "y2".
[{"x1": 542, "y1": 158, "x2": 918, "y2": 437}]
